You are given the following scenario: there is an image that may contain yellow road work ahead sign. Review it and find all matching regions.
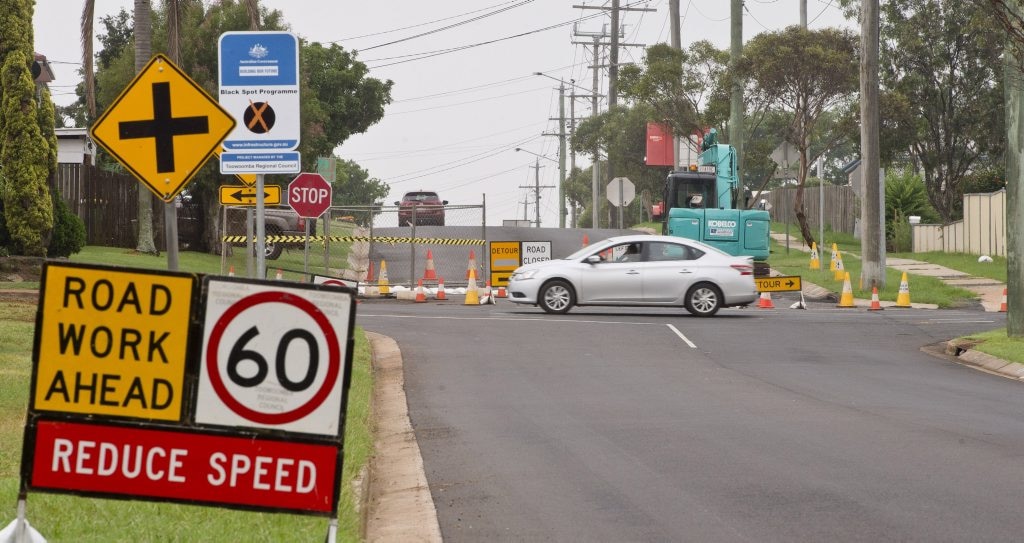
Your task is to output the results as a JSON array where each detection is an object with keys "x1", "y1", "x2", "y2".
[
  {"x1": 755, "y1": 275, "x2": 802, "y2": 292},
  {"x1": 220, "y1": 184, "x2": 281, "y2": 206},
  {"x1": 33, "y1": 263, "x2": 197, "y2": 421},
  {"x1": 90, "y1": 54, "x2": 236, "y2": 202}
]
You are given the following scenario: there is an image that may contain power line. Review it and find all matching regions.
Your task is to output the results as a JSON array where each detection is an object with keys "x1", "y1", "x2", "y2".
[
  {"x1": 334, "y1": 0, "x2": 521, "y2": 42},
  {"x1": 363, "y1": 0, "x2": 652, "y2": 68},
  {"x1": 359, "y1": 0, "x2": 536, "y2": 52}
]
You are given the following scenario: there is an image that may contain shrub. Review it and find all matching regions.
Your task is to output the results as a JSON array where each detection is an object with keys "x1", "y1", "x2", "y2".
[{"x1": 47, "y1": 189, "x2": 85, "y2": 257}]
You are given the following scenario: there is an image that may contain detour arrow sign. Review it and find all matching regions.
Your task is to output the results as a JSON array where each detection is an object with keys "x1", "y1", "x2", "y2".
[
  {"x1": 219, "y1": 185, "x2": 281, "y2": 206},
  {"x1": 755, "y1": 275, "x2": 802, "y2": 293}
]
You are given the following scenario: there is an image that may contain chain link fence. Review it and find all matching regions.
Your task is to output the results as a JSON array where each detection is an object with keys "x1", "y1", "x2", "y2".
[{"x1": 321, "y1": 203, "x2": 487, "y2": 288}]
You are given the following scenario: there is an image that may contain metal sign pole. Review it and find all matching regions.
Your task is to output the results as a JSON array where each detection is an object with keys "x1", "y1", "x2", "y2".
[{"x1": 256, "y1": 174, "x2": 266, "y2": 279}]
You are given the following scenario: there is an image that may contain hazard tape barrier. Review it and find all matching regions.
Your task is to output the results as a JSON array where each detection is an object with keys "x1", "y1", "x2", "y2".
[{"x1": 221, "y1": 235, "x2": 486, "y2": 245}]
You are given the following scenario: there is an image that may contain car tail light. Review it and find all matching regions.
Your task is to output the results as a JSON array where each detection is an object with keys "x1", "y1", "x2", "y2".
[{"x1": 730, "y1": 264, "x2": 753, "y2": 275}]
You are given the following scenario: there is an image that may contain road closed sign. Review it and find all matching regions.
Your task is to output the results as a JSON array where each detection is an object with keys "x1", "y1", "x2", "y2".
[
  {"x1": 32, "y1": 262, "x2": 196, "y2": 421},
  {"x1": 196, "y1": 278, "x2": 355, "y2": 436}
]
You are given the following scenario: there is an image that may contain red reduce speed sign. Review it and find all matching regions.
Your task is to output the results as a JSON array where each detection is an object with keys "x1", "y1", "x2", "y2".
[{"x1": 287, "y1": 172, "x2": 331, "y2": 218}]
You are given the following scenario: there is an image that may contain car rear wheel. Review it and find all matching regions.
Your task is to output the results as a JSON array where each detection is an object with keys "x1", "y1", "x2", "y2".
[
  {"x1": 538, "y1": 280, "x2": 574, "y2": 314},
  {"x1": 685, "y1": 283, "x2": 722, "y2": 317},
  {"x1": 257, "y1": 226, "x2": 283, "y2": 260}
]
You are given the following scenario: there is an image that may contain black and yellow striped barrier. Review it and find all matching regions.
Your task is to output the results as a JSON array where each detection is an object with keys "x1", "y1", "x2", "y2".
[{"x1": 222, "y1": 235, "x2": 486, "y2": 245}]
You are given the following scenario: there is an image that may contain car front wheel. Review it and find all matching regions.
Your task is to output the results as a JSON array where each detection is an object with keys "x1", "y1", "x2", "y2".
[
  {"x1": 685, "y1": 283, "x2": 722, "y2": 317},
  {"x1": 538, "y1": 280, "x2": 574, "y2": 314}
]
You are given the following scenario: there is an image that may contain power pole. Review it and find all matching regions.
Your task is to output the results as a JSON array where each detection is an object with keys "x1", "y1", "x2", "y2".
[
  {"x1": 729, "y1": 0, "x2": 745, "y2": 207},
  {"x1": 801, "y1": 0, "x2": 808, "y2": 28},
  {"x1": 860, "y1": 0, "x2": 885, "y2": 289},
  {"x1": 670, "y1": 0, "x2": 681, "y2": 170},
  {"x1": 520, "y1": 159, "x2": 554, "y2": 228},
  {"x1": 574, "y1": 3, "x2": 653, "y2": 229},
  {"x1": 1005, "y1": 7, "x2": 1024, "y2": 336}
]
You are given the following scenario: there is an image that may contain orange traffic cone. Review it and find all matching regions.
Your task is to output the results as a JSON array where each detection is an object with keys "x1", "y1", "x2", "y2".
[
  {"x1": 228, "y1": 266, "x2": 235, "y2": 277},
  {"x1": 1000, "y1": 287, "x2": 1008, "y2": 312},
  {"x1": 422, "y1": 249, "x2": 437, "y2": 280},
  {"x1": 275, "y1": 269, "x2": 283, "y2": 280},
  {"x1": 582, "y1": 234, "x2": 589, "y2": 247},
  {"x1": 496, "y1": 284, "x2": 507, "y2": 298},
  {"x1": 466, "y1": 249, "x2": 477, "y2": 279},
  {"x1": 482, "y1": 279, "x2": 495, "y2": 305},
  {"x1": 758, "y1": 292, "x2": 775, "y2": 309},
  {"x1": 365, "y1": 260, "x2": 375, "y2": 283},
  {"x1": 414, "y1": 279, "x2": 427, "y2": 303},
  {"x1": 868, "y1": 286, "x2": 883, "y2": 311},
  {"x1": 436, "y1": 277, "x2": 447, "y2": 300}
]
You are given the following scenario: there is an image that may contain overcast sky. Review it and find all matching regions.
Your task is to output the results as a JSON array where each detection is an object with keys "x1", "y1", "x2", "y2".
[{"x1": 34, "y1": 0, "x2": 853, "y2": 226}]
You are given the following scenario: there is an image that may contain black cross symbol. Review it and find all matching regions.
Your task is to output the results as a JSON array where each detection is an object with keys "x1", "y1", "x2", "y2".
[{"x1": 119, "y1": 82, "x2": 209, "y2": 173}]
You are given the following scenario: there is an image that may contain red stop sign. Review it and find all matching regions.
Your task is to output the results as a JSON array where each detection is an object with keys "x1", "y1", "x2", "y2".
[{"x1": 287, "y1": 173, "x2": 332, "y2": 218}]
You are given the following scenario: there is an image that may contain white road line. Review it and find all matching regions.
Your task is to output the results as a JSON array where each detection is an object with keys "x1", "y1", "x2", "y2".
[{"x1": 666, "y1": 324, "x2": 697, "y2": 348}]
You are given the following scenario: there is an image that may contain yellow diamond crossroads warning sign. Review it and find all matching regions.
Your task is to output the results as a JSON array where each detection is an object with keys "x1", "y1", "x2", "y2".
[{"x1": 90, "y1": 54, "x2": 236, "y2": 202}]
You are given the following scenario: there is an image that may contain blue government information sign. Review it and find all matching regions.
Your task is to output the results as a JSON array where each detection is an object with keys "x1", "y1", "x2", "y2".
[{"x1": 218, "y1": 32, "x2": 300, "y2": 153}]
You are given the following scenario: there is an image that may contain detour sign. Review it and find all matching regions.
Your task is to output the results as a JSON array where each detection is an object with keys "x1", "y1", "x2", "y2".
[{"x1": 33, "y1": 263, "x2": 196, "y2": 421}]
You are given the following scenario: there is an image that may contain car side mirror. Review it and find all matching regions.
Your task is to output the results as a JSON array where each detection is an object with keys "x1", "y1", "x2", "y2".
[
  {"x1": 393, "y1": 201, "x2": 400, "y2": 205},
  {"x1": 585, "y1": 255, "x2": 602, "y2": 264},
  {"x1": 442, "y1": 200, "x2": 449, "y2": 205}
]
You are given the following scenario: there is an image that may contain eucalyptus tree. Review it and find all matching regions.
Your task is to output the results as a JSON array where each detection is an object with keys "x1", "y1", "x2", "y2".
[
  {"x1": 878, "y1": 0, "x2": 1004, "y2": 224},
  {"x1": 741, "y1": 26, "x2": 859, "y2": 247}
]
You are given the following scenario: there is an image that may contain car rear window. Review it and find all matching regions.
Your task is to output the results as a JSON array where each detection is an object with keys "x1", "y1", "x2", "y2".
[{"x1": 403, "y1": 192, "x2": 439, "y2": 202}]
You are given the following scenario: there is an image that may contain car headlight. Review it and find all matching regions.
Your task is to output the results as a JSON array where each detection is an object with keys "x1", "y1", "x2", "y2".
[{"x1": 512, "y1": 269, "x2": 539, "y2": 280}]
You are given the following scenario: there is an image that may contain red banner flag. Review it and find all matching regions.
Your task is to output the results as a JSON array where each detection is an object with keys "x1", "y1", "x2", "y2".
[{"x1": 645, "y1": 122, "x2": 674, "y2": 167}]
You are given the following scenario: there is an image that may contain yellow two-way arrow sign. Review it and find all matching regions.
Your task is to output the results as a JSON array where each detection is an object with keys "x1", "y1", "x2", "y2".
[{"x1": 219, "y1": 185, "x2": 281, "y2": 206}]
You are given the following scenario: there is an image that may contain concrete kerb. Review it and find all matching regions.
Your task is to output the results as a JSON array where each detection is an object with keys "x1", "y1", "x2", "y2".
[
  {"x1": 945, "y1": 339, "x2": 1024, "y2": 382},
  {"x1": 364, "y1": 332, "x2": 442, "y2": 542}
]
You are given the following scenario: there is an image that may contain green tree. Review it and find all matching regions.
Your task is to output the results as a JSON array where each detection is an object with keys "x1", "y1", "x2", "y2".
[
  {"x1": 741, "y1": 26, "x2": 859, "y2": 247},
  {"x1": 1, "y1": 51, "x2": 54, "y2": 256},
  {"x1": 878, "y1": 0, "x2": 1005, "y2": 223},
  {"x1": 331, "y1": 158, "x2": 389, "y2": 206},
  {"x1": 572, "y1": 105, "x2": 670, "y2": 226}
]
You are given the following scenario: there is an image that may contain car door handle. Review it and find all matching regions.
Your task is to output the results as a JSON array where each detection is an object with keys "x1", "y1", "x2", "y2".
[
  {"x1": 678, "y1": 269, "x2": 693, "y2": 274},
  {"x1": 626, "y1": 270, "x2": 640, "y2": 275}
]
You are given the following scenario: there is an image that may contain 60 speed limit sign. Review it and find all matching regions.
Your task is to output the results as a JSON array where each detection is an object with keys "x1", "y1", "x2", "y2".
[{"x1": 196, "y1": 278, "x2": 355, "y2": 437}]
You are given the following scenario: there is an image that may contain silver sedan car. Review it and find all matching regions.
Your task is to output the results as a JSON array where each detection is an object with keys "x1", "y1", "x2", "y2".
[{"x1": 506, "y1": 234, "x2": 758, "y2": 317}]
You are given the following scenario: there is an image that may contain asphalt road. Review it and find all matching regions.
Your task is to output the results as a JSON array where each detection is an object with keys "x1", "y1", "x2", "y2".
[{"x1": 358, "y1": 299, "x2": 1021, "y2": 542}]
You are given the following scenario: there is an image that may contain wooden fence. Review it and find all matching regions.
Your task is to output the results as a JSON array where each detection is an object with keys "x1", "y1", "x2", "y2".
[
  {"x1": 761, "y1": 185, "x2": 859, "y2": 235},
  {"x1": 51, "y1": 163, "x2": 184, "y2": 250}
]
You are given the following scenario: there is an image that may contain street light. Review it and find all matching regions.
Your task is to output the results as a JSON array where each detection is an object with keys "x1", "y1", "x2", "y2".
[{"x1": 532, "y1": 72, "x2": 568, "y2": 228}]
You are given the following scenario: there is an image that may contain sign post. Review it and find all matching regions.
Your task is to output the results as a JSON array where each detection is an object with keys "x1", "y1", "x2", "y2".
[{"x1": 607, "y1": 177, "x2": 635, "y2": 228}]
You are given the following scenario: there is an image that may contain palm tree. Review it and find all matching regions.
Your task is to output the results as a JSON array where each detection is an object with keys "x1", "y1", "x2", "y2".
[
  {"x1": 134, "y1": 0, "x2": 157, "y2": 254},
  {"x1": 80, "y1": 1, "x2": 96, "y2": 120}
]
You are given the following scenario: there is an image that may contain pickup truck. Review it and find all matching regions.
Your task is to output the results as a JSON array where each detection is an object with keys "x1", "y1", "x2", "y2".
[{"x1": 225, "y1": 207, "x2": 314, "y2": 259}]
